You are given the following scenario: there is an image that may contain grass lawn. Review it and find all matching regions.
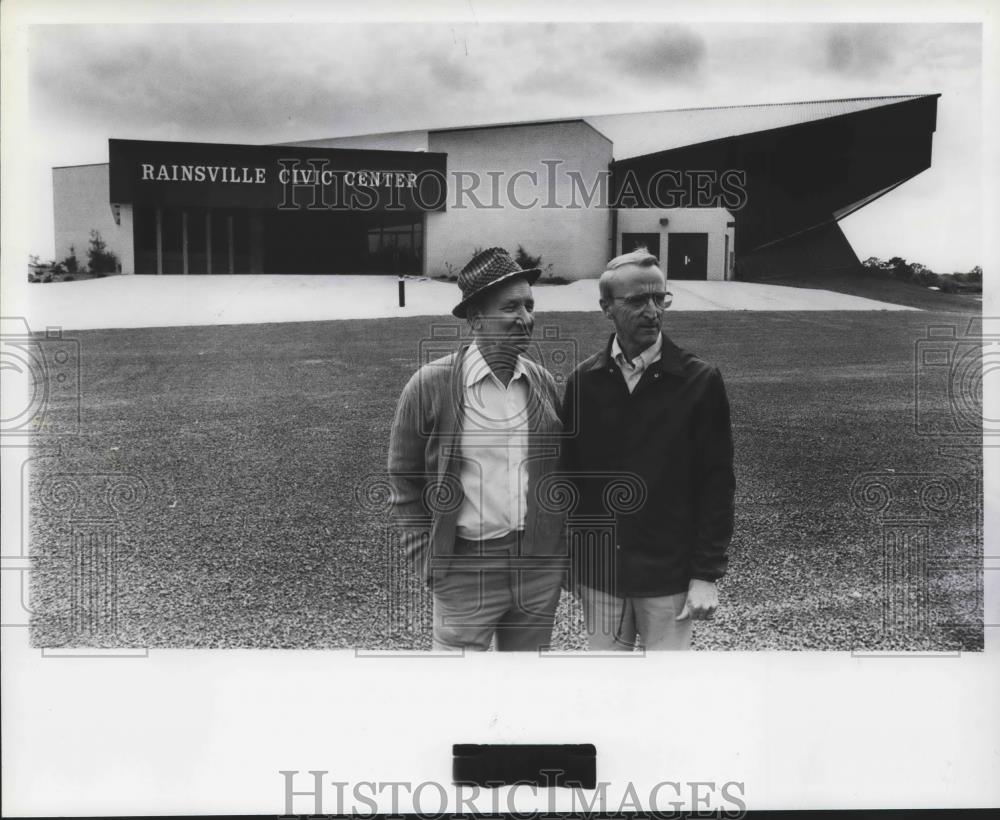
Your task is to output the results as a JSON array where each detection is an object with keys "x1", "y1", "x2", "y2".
[{"x1": 29, "y1": 309, "x2": 983, "y2": 650}]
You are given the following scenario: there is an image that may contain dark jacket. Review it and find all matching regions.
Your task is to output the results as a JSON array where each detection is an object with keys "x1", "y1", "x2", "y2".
[
  {"x1": 560, "y1": 332, "x2": 735, "y2": 597},
  {"x1": 388, "y1": 344, "x2": 566, "y2": 585}
]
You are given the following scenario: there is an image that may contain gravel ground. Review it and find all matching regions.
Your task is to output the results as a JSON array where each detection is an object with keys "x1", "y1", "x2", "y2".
[{"x1": 29, "y1": 310, "x2": 983, "y2": 651}]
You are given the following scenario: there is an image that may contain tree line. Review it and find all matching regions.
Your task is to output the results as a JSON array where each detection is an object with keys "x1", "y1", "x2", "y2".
[{"x1": 861, "y1": 256, "x2": 982, "y2": 293}]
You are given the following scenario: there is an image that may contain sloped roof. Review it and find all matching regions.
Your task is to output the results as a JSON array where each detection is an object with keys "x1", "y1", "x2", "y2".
[
  {"x1": 276, "y1": 95, "x2": 937, "y2": 159},
  {"x1": 586, "y1": 95, "x2": 936, "y2": 160}
]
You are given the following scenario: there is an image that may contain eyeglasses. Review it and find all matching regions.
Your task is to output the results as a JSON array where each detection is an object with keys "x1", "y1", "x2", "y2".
[{"x1": 612, "y1": 291, "x2": 673, "y2": 310}]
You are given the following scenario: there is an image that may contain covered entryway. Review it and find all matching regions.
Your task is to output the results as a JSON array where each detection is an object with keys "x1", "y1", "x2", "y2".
[{"x1": 109, "y1": 137, "x2": 445, "y2": 276}]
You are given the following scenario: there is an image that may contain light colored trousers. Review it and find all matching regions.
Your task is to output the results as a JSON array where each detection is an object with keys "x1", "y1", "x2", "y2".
[
  {"x1": 580, "y1": 586, "x2": 692, "y2": 650},
  {"x1": 431, "y1": 531, "x2": 563, "y2": 652}
]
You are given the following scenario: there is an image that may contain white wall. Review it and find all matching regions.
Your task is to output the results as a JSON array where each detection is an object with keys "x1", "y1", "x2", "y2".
[
  {"x1": 426, "y1": 121, "x2": 614, "y2": 281},
  {"x1": 53, "y1": 164, "x2": 133, "y2": 274},
  {"x1": 117, "y1": 205, "x2": 135, "y2": 276},
  {"x1": 616, "y1": 207, "x2": 735, "y2": 281}
]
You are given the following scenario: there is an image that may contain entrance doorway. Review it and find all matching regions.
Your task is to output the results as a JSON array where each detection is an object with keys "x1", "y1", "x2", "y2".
[{"x1": 666, "y1": 233, "x2": 709, "y2": 280}]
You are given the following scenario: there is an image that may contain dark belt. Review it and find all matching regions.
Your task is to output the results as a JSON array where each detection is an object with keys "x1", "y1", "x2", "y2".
[
  {"x1": 448, "y1": 530, "x2": 566, "y2": 572},
  {"x1": 454, "y1": 529, "x2": 524, "y2": 551}
]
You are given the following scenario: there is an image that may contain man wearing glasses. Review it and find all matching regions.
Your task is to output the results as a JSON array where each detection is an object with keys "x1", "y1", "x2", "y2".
[{"x1": 560, "y1": 248, "x2": 735, "y2": 650}]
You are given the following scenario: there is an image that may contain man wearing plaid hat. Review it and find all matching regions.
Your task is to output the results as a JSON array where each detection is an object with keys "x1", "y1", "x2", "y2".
[{"x1": 388, "y1": 247, "x2": 567, "y2": 651}]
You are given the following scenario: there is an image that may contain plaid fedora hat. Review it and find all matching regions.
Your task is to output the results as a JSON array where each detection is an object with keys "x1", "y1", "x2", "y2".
[{"x1": 452, "y1": 247, "x2": 540, "y2": 318}]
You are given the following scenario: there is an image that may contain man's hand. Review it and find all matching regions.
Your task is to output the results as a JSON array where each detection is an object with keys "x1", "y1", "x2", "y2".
[{"x1": 676, "y1": 579, "x2": 718, "y2": 621}]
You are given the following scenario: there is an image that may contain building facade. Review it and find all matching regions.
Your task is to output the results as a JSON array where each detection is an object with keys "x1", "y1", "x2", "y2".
[{"x1": 52, "y1": 94, "x2": 939, "y2": 281}]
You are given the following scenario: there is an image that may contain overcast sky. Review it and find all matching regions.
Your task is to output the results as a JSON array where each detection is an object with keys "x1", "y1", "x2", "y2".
[{"x1": 26, "y1": 20, "x2": 982, "y2": 270}]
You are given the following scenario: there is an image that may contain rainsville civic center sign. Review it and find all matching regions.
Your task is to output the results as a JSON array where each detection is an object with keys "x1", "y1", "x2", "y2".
[{"x1": 108, "y1": 138, "x2": 448, "y2": 212}]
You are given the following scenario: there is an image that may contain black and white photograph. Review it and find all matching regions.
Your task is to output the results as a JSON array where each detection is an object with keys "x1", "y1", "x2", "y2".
[{"x1": 2, "y1": 0, "x2": 997, "y2": 816}]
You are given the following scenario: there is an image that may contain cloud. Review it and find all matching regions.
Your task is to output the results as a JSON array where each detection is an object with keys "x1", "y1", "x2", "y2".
[
  {"x1": 822, "y1": 24, "x2": 894, "y2": 76},
  {"x1": 895, "y1": 23, "x2": 981, "y2": 88},
  {"x1": 604, "y1": 28, "x2": 706, "y2": 81},
  {"x1": 510, "y1": 65, "x2": 605, "y2": 98},
  {"x1": 425, "y1": 51, "x2": 482, "y2": 91},
  {"x1": 29, "y1": 24, "x2": 482, "y2": 142}
]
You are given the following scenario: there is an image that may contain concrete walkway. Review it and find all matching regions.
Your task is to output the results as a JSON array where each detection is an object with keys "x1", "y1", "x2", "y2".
[{"x1": 27, "y1": 274, "x2": 917, "y2": 331}]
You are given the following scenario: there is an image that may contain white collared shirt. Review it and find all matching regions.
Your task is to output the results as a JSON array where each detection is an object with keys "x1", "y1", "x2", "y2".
[
  {"x1": 456, "y1": 342, "x2": 531, "y2": 539},
  {"x1": 611, "y1": 334, "x2": 663, "y2": 393}
]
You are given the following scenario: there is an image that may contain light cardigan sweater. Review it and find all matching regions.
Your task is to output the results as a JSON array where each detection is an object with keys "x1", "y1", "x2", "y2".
[{"x1": 387, "y1": 344, "x2": 567, "y2": 585}]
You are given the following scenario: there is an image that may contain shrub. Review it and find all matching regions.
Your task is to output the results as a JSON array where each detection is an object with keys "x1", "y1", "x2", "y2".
[
  {"x1": 87, "y1": 230, "x2": 119, "y2": 276},
  {"x1": 62, "y1": 246, "x2": 80, "y2": 274},
  {"x1": 515, "y1": 245, "x2": 543, "y2": 270},
  {"x1": 28, "y1": 254, "x2": 75, "y2": 282},
  {"x1": 435, "y1": 261, "x2": 459, "y2": 281}
]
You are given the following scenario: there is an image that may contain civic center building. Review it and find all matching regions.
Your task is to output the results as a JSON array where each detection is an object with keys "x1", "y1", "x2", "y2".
[{"x1": 52, "y1": 94, "x2": 939, "y2": 281}]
